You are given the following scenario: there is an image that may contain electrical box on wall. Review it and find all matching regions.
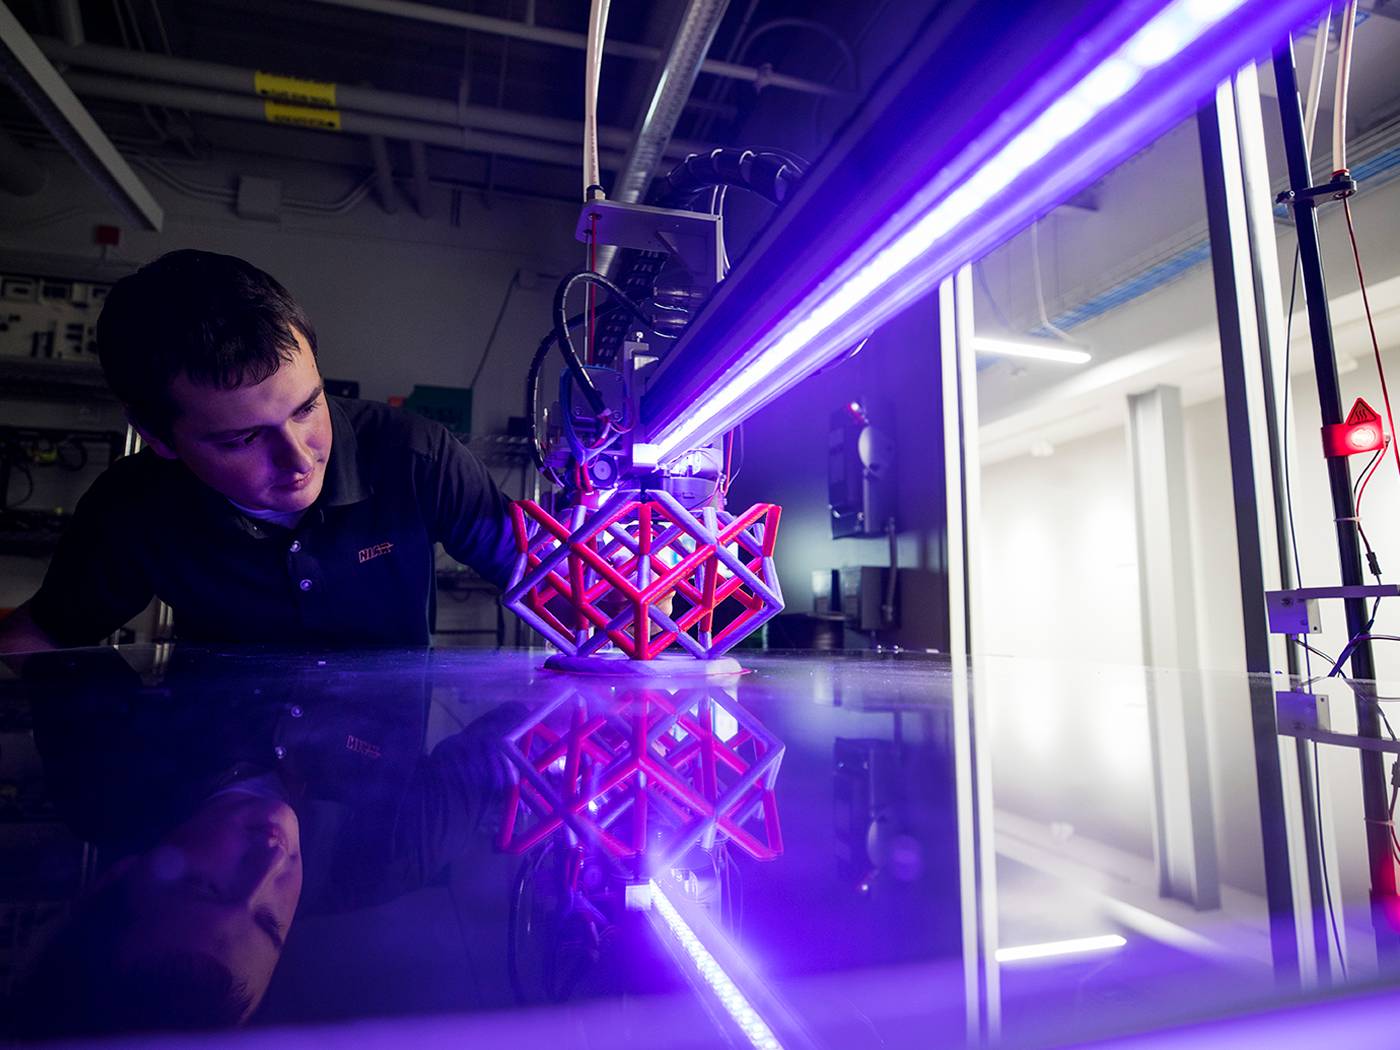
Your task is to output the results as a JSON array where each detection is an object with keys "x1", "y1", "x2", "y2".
[
  {"x1": 829, "y1": 400, "x2": 896, "y2": 538},
  {"x1": 0, "y1": 272, "x2": 109, "y2": 362}
]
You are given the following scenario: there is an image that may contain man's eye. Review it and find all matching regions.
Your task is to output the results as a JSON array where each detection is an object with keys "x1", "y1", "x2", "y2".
[
  {"x1": 184, "y1": 876, "x2": 221, "y2": 899},
  {"x1": 295, "y1": 398, "x2": 320, "y2": 420},
  {"x1": 219, "y1": 432, "x2": 259, "y2": 450}
]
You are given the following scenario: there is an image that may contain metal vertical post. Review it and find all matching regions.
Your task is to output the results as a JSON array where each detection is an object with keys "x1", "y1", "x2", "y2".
[
  {"x1": 1198, "y1": 74, "x2": 1306, "y2": 984},
  {"x1": 1272, "y1": 41, "x2": 1400, "y2": 961},
  {"x1": 936, "y1": 265, "x2": 998, "y2": 1045},
  {"x1": 1127, "y1": 385, "x2": 1221, "y2": 910}
]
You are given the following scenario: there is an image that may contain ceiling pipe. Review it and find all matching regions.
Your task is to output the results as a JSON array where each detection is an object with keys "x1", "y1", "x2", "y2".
[
  {"x1": 38, "y1": 38, "x2": 710, "y2": 159},
  {"x1": 300, "y1": 0, "x2": 844, "y2": 98},
  {"x1": 409, "y1": 139, "x2": 430, "y2": 217},
  {"x1": 61, "y1": 71, "x2": 627, "y2": 170},
  {"x1": 55, "y1": 0, "x2": 84, "y2": 47},
  {"x1": 596, "y1": 0, "x2": 730, "y2": 276}
]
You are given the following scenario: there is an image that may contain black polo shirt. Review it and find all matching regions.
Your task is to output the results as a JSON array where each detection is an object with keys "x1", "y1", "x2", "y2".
[{"x1": 29, "y1": 398, "x2": 517, "y2": 647}]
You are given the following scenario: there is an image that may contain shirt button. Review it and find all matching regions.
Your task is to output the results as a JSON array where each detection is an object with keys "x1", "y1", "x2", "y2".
[
  {"x1": 290, "y1": 540, "x2": 302, "y2": 553},
  {"x1": 299, "y1": 578, "x2": 313, "y2": 591},
  {"x1": 274, "y1": 745, "x2": 287, "y2": 761}
]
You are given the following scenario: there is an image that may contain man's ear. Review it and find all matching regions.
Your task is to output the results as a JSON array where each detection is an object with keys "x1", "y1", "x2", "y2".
[{"x1": 125, "y1": 412, "x2": 178, "y2": 460}]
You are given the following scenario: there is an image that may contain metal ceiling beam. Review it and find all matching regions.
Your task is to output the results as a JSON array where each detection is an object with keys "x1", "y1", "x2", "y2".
[
  {"x1": 0, "y1": 2, "x2": 162, "y2": 230},
  {"x1": 301, "y1": 0, "x2": 844, "y2": 98}
]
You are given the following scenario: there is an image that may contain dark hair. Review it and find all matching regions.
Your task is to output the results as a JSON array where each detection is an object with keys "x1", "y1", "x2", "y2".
[
  {"x1": 96, "y1": 249, "x2": 318, "y2": 440},
  {"x1": 4, "y1": 878, "x2": 254, "y2": 1041}
]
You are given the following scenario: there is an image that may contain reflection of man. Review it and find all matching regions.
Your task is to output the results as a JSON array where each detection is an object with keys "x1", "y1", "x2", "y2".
[
  {"x1": 10, "y1": 789, "x2": 302, "y2": 1038},
  {"x1": 0, "y1": 249, "x2": 517, "y2": 652},
  {"x1": 6, "y1": 648, "x2": 517, "y2": 1038}
]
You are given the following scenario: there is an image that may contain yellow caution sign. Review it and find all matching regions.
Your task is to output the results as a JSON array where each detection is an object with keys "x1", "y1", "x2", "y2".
[
  {"x1": 253, "y1": 71, "x2": 337, "y2": 108},
  {"x1": 263, "y1": 100, "x2": 342, "y2": 131}
]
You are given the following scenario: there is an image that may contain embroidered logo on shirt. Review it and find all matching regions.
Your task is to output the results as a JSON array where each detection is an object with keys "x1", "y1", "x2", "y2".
[
  {"x1": 345, "y1": 734, "x2": 381, "y2": 759},
  {"x1": 358, "y1": 541, "x2": 395, "y2": 564}
]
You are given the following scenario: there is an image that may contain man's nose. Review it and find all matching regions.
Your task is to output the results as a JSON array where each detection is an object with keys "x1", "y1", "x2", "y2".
[
  {"x1": 270, "y1": 426, "x2": 314, "y2": 475},
  {"x1": 228, "y1": 840, "x2": 294, "y2": 903}
]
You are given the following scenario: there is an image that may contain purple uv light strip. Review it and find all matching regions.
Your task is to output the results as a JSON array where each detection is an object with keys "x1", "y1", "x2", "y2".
[{"x1": 641, "y1": 0, "x2": 1331, "y2": 460}]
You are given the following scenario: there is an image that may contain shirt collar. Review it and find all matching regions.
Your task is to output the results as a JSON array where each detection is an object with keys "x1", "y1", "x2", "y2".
[{"x1": 319, "y1": 396, "x2": 373, "y2": 508}]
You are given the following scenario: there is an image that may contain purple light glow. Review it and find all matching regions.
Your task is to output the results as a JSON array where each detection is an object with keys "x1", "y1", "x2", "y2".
[{"x1": 644, "y1": 0, "x2": 1326, "y2": 461}]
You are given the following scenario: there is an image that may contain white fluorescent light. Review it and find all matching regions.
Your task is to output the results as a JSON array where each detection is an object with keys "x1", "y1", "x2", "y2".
[
  {"x1": 996, "y1": 934, "x2": 1127, "y2": 962},
  {"x1": 972, "y1": 337, "x2": 1092, "y2": 364}
]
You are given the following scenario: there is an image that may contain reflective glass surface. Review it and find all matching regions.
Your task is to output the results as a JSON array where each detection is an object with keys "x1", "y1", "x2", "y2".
[{"x1": 1, "y1": 646, "x2": 1398, "y2": 1046}]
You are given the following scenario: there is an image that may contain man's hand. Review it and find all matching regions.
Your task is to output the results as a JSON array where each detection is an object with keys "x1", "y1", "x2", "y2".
[{"x1": 0, "y1": 601, "x2": 62, "y2": 655}]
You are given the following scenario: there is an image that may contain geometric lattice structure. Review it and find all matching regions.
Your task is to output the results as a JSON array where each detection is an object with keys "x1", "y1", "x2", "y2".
[
  {"x1": 503, "y1": 488, "x2": 783, "y2": 660},
  {"x1": 498, "y1": 680, "x2": 784, "y2": 875}
]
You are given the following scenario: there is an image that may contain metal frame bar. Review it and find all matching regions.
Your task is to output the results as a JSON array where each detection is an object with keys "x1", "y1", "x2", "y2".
[
  {"x1": 1128, "y1": 385, "x2": 1222, "y2": 910},
  {"x1": 0, "y1": 3, "x2": 162, "y2": 230},
  {"x1": 1199, "y1": 66, "x2": 1313, "y2": 986},
  {"x1": 1272, "y1": 38, "x2": 1400, "y2": 962},
  {"x1": 937, "y1": 265, "x2": 1000, "y2": 1046}
]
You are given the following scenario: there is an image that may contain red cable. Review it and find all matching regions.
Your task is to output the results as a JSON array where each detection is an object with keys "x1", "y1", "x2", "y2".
[
  {"x1": 1344, "y1": 197, "x2": 1400, "y2": 482},
  {"x1": 1356, "y1": 438, "x2": 1386, "y2": 518}
]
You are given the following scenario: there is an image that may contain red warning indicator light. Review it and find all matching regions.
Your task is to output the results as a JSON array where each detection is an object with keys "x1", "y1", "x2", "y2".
[{"x1": 1322, "y1": 398, "x2": 1386, "y2": 457}]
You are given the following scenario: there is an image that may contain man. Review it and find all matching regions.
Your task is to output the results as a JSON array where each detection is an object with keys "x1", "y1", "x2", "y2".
[{"x1": 0, "y1": 250, "x2": 518, "y2": 651}]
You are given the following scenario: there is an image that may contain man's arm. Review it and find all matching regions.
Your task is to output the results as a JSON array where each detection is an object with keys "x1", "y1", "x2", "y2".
[
  {"x1": 420, "y1": 425, "x2": 519, "y2": 589},
  {"x1": 0, "y1": 601, "x2": 61, "y2": 654},
  {"x1": 19, "y1": 461, "x2": 156, "y2": 649}
]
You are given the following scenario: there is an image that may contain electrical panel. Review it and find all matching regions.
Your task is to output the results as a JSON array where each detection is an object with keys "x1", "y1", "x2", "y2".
[{"x1": 0, "y1": 273, "x2": 110, "y2": 363}]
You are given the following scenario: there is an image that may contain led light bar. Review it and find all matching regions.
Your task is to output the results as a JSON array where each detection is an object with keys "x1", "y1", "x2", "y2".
[
  {"x1": 647, "y1": 878, "x2": 784, "y2": 1050},
  {"x1": 972, "y1": 337, "x2": 1092, "y2": 364},
  {"x1": 996, "y1": 934, "x2": 1128, "y2": 962},
  {"x1": 641, "y1": 0, "x2": 1327, "y2": 462}
]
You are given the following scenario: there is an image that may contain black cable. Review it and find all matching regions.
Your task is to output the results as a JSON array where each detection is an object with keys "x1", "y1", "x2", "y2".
[
  {"x1": 1281, "y1": 247, "x2": 1310, "y2": 683},
  {"x1": 3, "y1": 464, "x2": 34, "y2": 509},
  {"x1": 469, "y1": 269, "x2": 519, "y2": 389},
  {"x1": 1353, "y1": 445, "x2": 1385, "y2": 502},
  {"x1": 553, "y1": 271, "x2": 676, "y2": 416},
  {"x1": 725, "y1": 424, "x2": 746, "y2": 493},
  {"x1": 1313, "y1": 742, "x2": 1349, "y2": 980},
  {"x1": 526, "y1": 304, "x2": 623, "y2": 476}
]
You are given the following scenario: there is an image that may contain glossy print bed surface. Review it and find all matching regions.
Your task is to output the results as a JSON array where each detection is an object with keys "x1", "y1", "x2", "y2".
[{"x1": 3, "y1": 646, "x2": 1400, "y2": 1046}]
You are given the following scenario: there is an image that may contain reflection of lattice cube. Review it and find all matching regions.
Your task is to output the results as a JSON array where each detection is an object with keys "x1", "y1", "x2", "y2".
[
  {"x1": 503, "y1": 490, "x2": 783, "y2": 660},
  {"x1": 498, "y1": 682, "x2": 784, "y2": 875}
]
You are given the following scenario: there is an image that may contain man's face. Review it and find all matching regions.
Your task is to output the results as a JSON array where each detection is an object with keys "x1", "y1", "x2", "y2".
[
  {"x1": 145, "y1": 329, "x2": 332, "y2": 514},
  {"x1": 118, "y1": 792, "x2": 304, "y2": 1019}
]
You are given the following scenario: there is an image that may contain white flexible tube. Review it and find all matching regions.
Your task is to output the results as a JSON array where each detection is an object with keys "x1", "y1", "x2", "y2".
[
  {"x1": 1302, "y1": 11, "x2": 1330, "y2": 166},
  {"x1": 583, "y1": 0, "x2": 611, "y2": 199},
  {"x1": 1333, "y1": 0, "x2": 1358, "y2": 174}
]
